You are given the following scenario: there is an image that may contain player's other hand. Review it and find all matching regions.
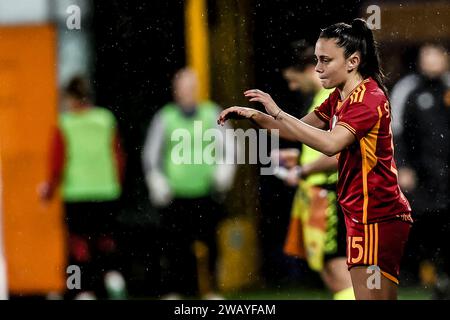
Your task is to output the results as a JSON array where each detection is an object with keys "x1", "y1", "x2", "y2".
[
  {"x1": 273, "y1": 148, "x2": 300, "y2": 169},
  {"x1": 217, "y1": 106, "x2": 259, "y2": 125},
  {"x1": 38, "y1": 182, "x2": 54, "y2": 202},
  {"x1": 244, "y1": 89, "x2": 281, "y2": 118},
  {"x1": 284, "y1": 166, "x2": 301, "y2": 187},
  {"x1": 398, "y1": 167, "x2": 417, "y2": 192}
]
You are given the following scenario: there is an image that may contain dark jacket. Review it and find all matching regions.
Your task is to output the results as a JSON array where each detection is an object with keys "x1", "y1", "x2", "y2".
[{"x1": 400, "y1": 75, "x2": 450, "y2": 213}]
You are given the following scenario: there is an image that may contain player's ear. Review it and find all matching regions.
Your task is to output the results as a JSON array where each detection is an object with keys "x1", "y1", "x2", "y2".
[{"x1": 347, "y1": 52, "x2": 361, "y2": 73}]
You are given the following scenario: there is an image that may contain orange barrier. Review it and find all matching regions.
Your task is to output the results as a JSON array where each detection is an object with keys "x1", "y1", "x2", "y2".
[{"x1": 0, "y1": 24, "x2": 66, "y2": 295}]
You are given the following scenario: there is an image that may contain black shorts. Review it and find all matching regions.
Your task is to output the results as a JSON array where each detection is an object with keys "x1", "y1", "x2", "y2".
[{"x1": 64, "y1": 200, "x2": 119, "y2": 236}]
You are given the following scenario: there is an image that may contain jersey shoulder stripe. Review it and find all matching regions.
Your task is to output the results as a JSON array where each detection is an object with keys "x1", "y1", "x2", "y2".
[{"x1": 349, "y1": 80, "x2": 370, "y2": 105}]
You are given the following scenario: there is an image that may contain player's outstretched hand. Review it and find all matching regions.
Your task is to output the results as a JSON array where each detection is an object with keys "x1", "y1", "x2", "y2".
[
  {"x1": 217, "y1": 106, "x2": 259, "y2": 125},
  {"x1": 244, "y1": 89, "x2": 281, "y2": 118}
]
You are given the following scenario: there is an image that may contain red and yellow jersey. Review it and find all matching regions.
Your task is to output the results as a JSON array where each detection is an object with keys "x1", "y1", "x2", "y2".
[{"x1": 314, "y1": 77, "x2": 411, "y2": 224}]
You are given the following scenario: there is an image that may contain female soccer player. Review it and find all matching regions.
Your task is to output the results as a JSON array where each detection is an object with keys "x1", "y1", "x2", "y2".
[{"x1": 218, "y1": 18, "x2": 412, "y2": 300}]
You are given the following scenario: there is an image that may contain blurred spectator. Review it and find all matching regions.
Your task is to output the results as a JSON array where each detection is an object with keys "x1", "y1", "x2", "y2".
[
  {"x1": 40, "y1": 76, "x2": 126, "y2": 300},
  {"x1": 278, "y1": 44, "x2": 354, "y2": 299},
  {"x1": 142, "y1": 68, "x2": 235, "y2": 299},
  {"x1": 391, "y1": 44, "x2": 450, "y2": 148},
  {"x1": 396, "y1": 44, "x2": 450, "y2": 298}
]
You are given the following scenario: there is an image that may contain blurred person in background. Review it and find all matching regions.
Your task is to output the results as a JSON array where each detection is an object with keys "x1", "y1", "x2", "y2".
[
  {"x1": 40, "y1": 76, "x2": 127, "y2": 300},
  {"x1": 391, "y1": 44, "x2": 450, "y2": 143},
  {"x1": 276, "y1": 44, "x2": 354, "y2": 299},
  {"x1": 396, "y1": 44, "x2": 450, "y2": 299},
  {"x1": 142, "y1": 68, "x2": 235, "y2": 299}
]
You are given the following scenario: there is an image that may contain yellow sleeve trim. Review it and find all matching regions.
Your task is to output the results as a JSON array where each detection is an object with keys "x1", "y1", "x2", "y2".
[
  {"x1": 314, "y1": 108, "x2": 331, "y2": 121},
  {"x1": 337, "y1": 121, "x2": 356, "y2": 136}
]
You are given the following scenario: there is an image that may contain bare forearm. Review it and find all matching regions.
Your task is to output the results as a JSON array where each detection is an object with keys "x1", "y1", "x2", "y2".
[
  {"x1": 251, "y1": 111, "x2": 298, "y2": 141},
  {"x1": 300, "y1": 112, "x2": 328, "y2": 129},
  {"x1": 228, "y1": 89, "x2": 354, "y2": 156},
  {"x1": 277, "y1": 112, "x2": 340, "y2": 156}
]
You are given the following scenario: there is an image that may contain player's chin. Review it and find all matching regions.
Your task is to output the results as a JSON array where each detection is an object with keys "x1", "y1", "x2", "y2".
[{"x1": 319, "y1": 78, "x2": 333, "y2": 89}]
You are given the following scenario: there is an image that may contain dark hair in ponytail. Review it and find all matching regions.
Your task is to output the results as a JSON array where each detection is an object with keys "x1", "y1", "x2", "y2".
[{"x1": 319, "y1": 18, "x2": 388, "y2": 98}]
